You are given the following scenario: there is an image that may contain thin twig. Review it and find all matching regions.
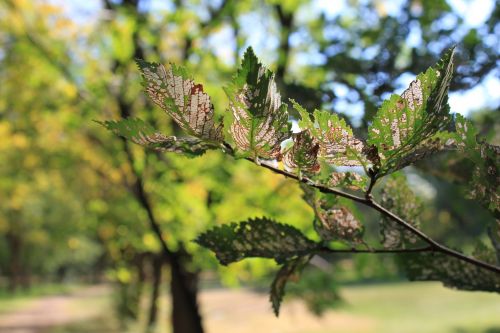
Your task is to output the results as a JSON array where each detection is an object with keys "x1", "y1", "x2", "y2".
[
  {"x1": 365, "y1": 174, "x2": 377, "y2": 199},
  {"x1": 231, "y1": 150, "x2": 500, "y2": 274},
  {"x1": 318, "y1": 245, "x2": 433, "y2": 254}
]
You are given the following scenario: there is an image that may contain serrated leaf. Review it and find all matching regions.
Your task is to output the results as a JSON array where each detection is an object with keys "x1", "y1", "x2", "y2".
[
  {"x1": 292, "y1": 100, "x2": 367, "y2": 167},
  {"x1": 270, "y1": 255, "x2": 311, "y2": 316},
  {"x1": 285, "y1": 265, "x2": 342, "y2": 315},
  {"x1": 300, "y1": 184, "x2": 364, "y2": 244},
  {"x1": 137, "y1": 59, "x2": 223, "y2": 142},
  {"x1": 327, "y1": 172, "x2": 368, "y2": 191},
  {"x1": 488, "y1": 220, "x2": 500, "y2": 265},
  {"x1": 98, "y1": 118, "x2": 211, "y2": 157},
  {"x1": 379, "y1": 173, "x2": 421, "y2": 249},
  {"x1": 454, "y1": 113, "x2": 478, "y2": 150},
  {"x1": 451, "y1": 115, "x2": 499, "y2": 215},
  {"x1": 399, "y1": 243, "x2": 500, "y2": 292},
  {"x1": 224, "y1": 47, "x2": 291, "y2": 159},
  {"x1": 470, "y1": 143, "x2": 500, "y2": 214},
  {"x1": 367, "y1": 48, "x2": 455, "y2": 176},
  {"x1": 282, "y1": 130, "x2": 320, "y2": 174},
  {"x1": 314, "y1": 206, "x2": 364, "y2": 243},
  {"x1": 195, "y1": 217, "x2": 318, "y2": 265},
  {"x1": 388, "y1": 136, "x2": 456, "y2": 172}
]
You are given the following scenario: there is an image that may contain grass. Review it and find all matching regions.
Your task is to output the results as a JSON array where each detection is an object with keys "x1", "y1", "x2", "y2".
[
  {"x1": 336, "y1": 282, "x2": 500, "y2": 333},
  {"x1": 0, "y1": 282, "x2": 84, "y2": 314},
  {"x1": 2, "y1": 282, "x2": 498, "y2": 333}
]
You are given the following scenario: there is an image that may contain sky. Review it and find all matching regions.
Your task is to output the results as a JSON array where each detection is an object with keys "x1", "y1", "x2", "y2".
[{"x1": 50, "y1": 0, "x2": 499, "y2": 118}]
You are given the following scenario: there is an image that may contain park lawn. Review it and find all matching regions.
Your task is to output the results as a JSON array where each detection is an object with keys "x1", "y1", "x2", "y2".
[
  {"x1": 0, "y1": 297, "x2": 30, "y2": 314},
  {"x1": 0, "y1": 283, "x2": 82, "y2": 314},
  {"x1": 332, "y1": 282, "x2": 500, "y2": 333},
  {"x1": 2, "y1": 281, "x2": 498, "y2": 333}
]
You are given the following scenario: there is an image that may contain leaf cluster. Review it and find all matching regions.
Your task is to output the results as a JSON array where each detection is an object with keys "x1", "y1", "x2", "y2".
[{"x1": 102, "y1": 46, "x2": 500, "y2": 315}]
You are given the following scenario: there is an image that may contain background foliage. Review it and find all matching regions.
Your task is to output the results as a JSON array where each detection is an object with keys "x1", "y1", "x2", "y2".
[{"x1": 0, "y1": 0, "x2": 498, "y2": 331}]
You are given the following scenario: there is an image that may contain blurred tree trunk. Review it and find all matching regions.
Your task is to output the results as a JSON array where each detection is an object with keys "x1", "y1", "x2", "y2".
[
  {"x1": 5, "y1": 230, "x2": 22, "y2": 291},
  {"x1": 170, "y1": 251, "x2": 203, "y2": 333},
  {"x1": 147, "y1": 254, "x2": 162, "y2": 330}
]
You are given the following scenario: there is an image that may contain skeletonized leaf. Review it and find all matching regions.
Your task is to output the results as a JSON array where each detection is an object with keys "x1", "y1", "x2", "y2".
[
  {"x1": 97, "y1": 118, "x2": 211, "y2": 157},
  {"x1": 285, "y1": 265, "x2": 342, "y2": 315},
  {"x1": 454, "y1": 113, "x2": 478, "y2": 150},
  {"x1": 270, "y1": 255, "x2": 311, "y2": 316},
  {"x1": 452, "y1": 114, "x2": 499, "y2": 215},
  {"x1": 399, "y1": 243, "x2": 500, "y2": 292},
  {"x1": 224, "y1": 47, "x2": 290, "y2": 159},
  {"x1": 300, "y1": 185, "x2": 364, "y2": 244},
  {"x1": 389, "y1": 136, "x2": 456, "y2": 172},
  {"x1": 282, "y1": 130, "x2": 320, "y2": 174},
  {"x1": 470, "y1": 143, "x2": 500, "y2": 214},
  {"x1": 314, "y1": 207, "x2": 364, "y2": 243},
  {"x1": 488, "y1": 220, "x2": 500, "y2": 265},
  {"x1": 327, "y1": 172, "x2": 368, "y2": 191},
  {"x1": 137, "y1": 60, "x2": 223, "y2": 142},
  {"x1": 195, "y1": 217, "x2": 318, "y2": 265},
  {"x1": 367, "y1": 48, "x2": 455, "y2": 176},
  {"x1": 379, "y1": 173, "x2": 421, "y2": 249},
  {"x1": 293, "y1": 100, "x2": 367, "y2": 167}
]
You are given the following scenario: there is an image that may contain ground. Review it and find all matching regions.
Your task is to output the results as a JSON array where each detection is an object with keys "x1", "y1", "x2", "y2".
[{"x1": 0, "y1": 282, "x2": 499, "y2": 333}]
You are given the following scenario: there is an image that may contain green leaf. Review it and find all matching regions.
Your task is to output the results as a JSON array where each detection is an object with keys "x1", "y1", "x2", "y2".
[
  {"x1": 399, "y1": 243, "x2": 500, "y2": 292},
  {"x1": 469, "y1": 143, "x2": 500, "y2": 214},
  {"x1": 292, "y1": 100, "x2": 368, "y2": 167},
  {"x1": 97, "y1": 118, "x2": 211, "y2": 157},
  {"x1": 270, "y1": 255, "x2": 311, "y2": 316},
  {"x1": 379, "y1": 173, "x2": 421, "y2": 249},
  {"x1": 454, "y1": 113, "x2": 479, "y2": 150},
  {"x1": 488, "y1": 220, "x2": 500, "y2": 265},
  {"x1": 195, "y1": 217, "x2": 319, "y2": 265},
  {"x1": 300, "y1": 185, "x2": 364, "y2": 244},
  {"x1": 136, "y1": 59, "x2": 223, "y2": 142},
  {"x1": 451, "y1": 114, "x2": 499, "y2": 215},
  {"x1": 224, "y1": 47, "x2": 291, "y2": 160},
  {"x1": 282, "y1": 130, "x2": 320, "y2": 174},
  {"x1": 327, "y1": 172, "x2": 368, "y2": 191},
  {"x1": 367, "y1": 48, "x2": 456, "y2": 176},
  {"x1": 286, "y1": 266, "x2": 342, "y2": 315},
  {"x1": 314, "y1": 206, "x2": 364, "y2": 244}
]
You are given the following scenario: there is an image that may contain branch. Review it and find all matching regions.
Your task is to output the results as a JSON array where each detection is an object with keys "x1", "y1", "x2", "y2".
[
  {"x1": 318, "y1": 245, "x2": 433, "y2": 254},
  {"x1": 369, "y1": 201, "x2": 500, "y2": 273},
  {"x1": 225, "y1": 147, "x2": 500, "y2": 275},
  {"x1": 365, "y1": 174, "x2": 377, "y2": 199}
]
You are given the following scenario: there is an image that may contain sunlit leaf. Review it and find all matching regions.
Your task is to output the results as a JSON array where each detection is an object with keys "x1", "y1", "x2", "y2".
[
  {"x1": 292, "y1": 100, "x2": 367, "y2": 167},
  {"x1": 327, "y1": 172, "x2": 368, "y2": 191},
  {"x1": 282, "y1": 130, "x2": 320, "y2": 174},
  {"x1": 137, "y1": 60, "x2": 223, "y2": 142},
  {"x1": 224, "y1": 47, "x2": 291, "y2": 160},
  {"x1": 270, "y1": 255, "x2": 311, "y2": 316},
  {"x1": 195, "y1": 217, "x2": 319, "y2": 265},
  {"x1": 367, "y1": 48, "x2": 455, "y2": 176},
  {"x1": 97, "y1": 118, "x2": 211, "y2": 157}
]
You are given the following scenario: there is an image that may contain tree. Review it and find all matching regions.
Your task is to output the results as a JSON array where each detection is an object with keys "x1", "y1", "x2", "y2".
[
  {"x1": 1, "y1": 1, "x2": 314, "y2": 331},
  {"x1": 2, "y1": 0, "x2": 498, "y2": 330},
  {"x1": 105, "y1": 45, "x2": 499, "y2": 316}
]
